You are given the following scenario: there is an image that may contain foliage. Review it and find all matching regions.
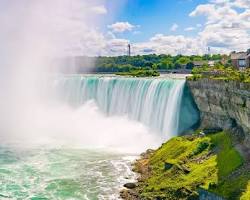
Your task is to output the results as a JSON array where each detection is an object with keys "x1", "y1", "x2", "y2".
[
  {"x1": 189, "y1": 64, "x2": 250, "y2": 83},
  {"x1": 93, "y1": 54, "x2": 227, "y2": 73},
  {"x1": 137, "y1": 132, "x2": 245, "y2": 200}
]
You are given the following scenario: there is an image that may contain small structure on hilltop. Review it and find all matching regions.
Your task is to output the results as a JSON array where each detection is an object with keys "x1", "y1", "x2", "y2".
[
  {"x1": 193, "y1": 61, "x2": 207, "y2": 68},
  {"x1": 230, "y1": 49, "x2": 250, "y2": 70}
]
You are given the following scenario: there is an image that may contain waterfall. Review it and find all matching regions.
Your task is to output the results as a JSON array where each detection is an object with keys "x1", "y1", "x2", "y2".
[{"x1": 53, "y1": 75, "x2": 198, "y2": 139}]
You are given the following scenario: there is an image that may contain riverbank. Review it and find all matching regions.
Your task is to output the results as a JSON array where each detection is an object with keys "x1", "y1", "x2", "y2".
[
  {"x1": 121, "y1": 131, "x2": 250, "y2": 200},
  {"x1": 121, "y1": 77, "x2": 250, "y2": 200}
]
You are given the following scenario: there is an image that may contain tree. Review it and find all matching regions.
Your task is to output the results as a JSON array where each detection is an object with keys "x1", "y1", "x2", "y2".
[{"x1": 186, "y1": 62, "x2": 194, "y2": 69}]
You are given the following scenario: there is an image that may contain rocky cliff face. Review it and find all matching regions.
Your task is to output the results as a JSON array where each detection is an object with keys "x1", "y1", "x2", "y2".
[{"x1": 187, "y1": 79, "x2": 250, "y2": 145}]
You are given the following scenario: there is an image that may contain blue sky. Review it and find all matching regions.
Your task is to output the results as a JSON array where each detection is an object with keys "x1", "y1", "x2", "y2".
[
  {"x1": 106, "y1": 0, "x2": 207, "y2": 42},
  {"x1": 97, "y1": 0, "x2": 250, "y2": 56}
]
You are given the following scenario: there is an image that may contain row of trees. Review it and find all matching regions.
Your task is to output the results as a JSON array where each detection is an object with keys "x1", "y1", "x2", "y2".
[
  {"x1": 93, "y1": 54, "x2": 226, "y2": 72},
  {"x1": 189, "y1": 64, "x2": 250, "y2": 83}
]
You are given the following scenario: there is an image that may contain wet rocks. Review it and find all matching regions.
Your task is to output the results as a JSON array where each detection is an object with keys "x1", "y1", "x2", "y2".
[{"x1": 124, "y1": 183, "x2": 137, "y2": 189}]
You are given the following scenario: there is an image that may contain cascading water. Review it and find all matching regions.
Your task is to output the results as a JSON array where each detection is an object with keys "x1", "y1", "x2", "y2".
[
  {"x1": 0, "y1": 75, "x2": 200, "y2": 200},
  {"x1": 53, "y1": 75, "x2": 196, "y2": 140}
]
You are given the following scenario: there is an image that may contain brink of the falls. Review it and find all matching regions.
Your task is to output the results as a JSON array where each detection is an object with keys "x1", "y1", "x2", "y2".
[{"x1": 53, "y1": 75, "x2": 200, "y2": 140}]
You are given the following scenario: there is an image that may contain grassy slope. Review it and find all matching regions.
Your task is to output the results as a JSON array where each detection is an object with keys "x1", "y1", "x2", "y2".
[
  {"x1": 137, "y1": 132, "x2": 247, "y2": 200},
  {"x1": 241, "y1": 182, "x2": 250, "y2": 200}
]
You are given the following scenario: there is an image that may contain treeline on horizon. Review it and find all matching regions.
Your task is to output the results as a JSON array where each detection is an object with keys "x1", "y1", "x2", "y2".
[
  {"x1": 58, "y1": 54, "x2": 230, "y2": 74},
  {"x1": 93, "y1": 54, "x2": 229, "y2": 73}
]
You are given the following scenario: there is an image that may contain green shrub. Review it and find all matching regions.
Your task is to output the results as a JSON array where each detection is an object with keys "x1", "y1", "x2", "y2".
[{"x1": 192, "y1": 141, "x2": 210, "y2": 155}]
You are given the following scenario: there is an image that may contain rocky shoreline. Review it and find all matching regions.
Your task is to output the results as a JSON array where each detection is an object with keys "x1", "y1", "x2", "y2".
[{"x1": 120, "y1": 149, "x2": 155, "y2": 200}]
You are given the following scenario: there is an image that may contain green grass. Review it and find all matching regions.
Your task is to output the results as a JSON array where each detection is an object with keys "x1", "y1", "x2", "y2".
[
  {"x1": 241, "y1": 181, "x2": 250, "y2": 200},
  {"x1": 209, "y1": 132, "x2": 244, "y2": 177},
  {"x1": 137, "y1": 132, "x2": 245, "y2": 200}
]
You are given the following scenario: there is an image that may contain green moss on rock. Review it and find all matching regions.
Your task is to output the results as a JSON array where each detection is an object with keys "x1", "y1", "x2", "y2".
[{"x1": 132, "y1": 132, "x2": 246, "y2": 200}]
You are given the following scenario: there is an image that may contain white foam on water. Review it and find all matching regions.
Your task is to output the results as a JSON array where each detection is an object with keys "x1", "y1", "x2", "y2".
[{"x1": 1, "y1": 100, "x2": 161, "y2": 154}]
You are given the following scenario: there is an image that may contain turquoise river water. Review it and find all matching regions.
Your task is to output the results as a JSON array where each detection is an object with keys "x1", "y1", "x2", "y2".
[{"x1": 0, "y1": 75, "x2": 200, "y2": 200}]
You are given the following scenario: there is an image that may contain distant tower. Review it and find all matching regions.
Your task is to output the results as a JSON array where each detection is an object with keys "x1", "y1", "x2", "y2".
[
  {"x1": 208, "y1": 47, "x2": 211, "y2": 55},
  {"x1": 128, "y1": 44, "x2": 131, "y2": 56}
]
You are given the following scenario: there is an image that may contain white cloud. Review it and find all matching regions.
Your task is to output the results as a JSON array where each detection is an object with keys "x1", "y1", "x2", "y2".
[
  {"x1": 185, "y1": 27, "x2": 196, "y2": 31},
  {"x1": 170, "y1": 23, "x2": 179, "y2": 31},
  {"x1": 108, "y1": 22, "x2": 136, "y2": 33},
  {"x1": 91, "y1": 5, "x2": 107, "y2": 15}
]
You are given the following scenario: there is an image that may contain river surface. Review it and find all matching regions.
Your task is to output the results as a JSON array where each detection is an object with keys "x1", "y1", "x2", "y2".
[
  {"x1": 0, "y1": 147, "x2": 137, "y2": 200},
  {"x1": 0, "y1": 75, "x2": 200, "y2": 200}
]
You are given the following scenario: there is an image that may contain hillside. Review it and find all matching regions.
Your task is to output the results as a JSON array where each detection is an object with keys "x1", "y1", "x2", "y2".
[{"x1": 121, "y1": 131, "x2": 250, "y2": 200}]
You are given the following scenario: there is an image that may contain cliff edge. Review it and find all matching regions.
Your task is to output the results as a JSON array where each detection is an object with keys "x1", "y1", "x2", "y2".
[{"x1": 187, "y1": 79, "x2": 250, "y2": 146}]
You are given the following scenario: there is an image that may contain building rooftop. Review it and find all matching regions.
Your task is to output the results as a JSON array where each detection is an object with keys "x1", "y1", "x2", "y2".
[{"x1": 231, "y1": 52, "x2": 248, "y2": 60}]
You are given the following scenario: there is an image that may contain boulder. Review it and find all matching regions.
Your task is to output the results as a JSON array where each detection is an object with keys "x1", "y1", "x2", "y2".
[{"x1": 124, "y1": 183, "x2": 137, "y2": 189}]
